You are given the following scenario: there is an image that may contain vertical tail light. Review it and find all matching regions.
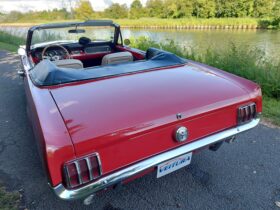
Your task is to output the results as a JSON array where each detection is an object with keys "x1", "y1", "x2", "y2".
[
  {"x1": 238, "y1": 103, "x2": 257, "y2": 124},
  {"x1": 63, "y1": 153, "x2": 102, "y2": 189}
]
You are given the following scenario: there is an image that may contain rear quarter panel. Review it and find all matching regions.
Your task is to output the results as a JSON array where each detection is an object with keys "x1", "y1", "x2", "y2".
[
  {"x1": 188, "y1": 60, "x2": 262, "y2": 113},
  {"x1": 24, "y1": 74, "x2": 75, "y2": 186}
]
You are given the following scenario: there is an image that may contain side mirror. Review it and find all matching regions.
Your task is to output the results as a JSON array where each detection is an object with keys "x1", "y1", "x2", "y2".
[
  {"x1": 124, "y1": 39, "x2": 131, "y2": 46},
  {"x1": 17, "y1": 47, "x2": 26, "y2": 77},
  {"x1": 18, "y1": 47, "x2": 26, "y2": 56}
]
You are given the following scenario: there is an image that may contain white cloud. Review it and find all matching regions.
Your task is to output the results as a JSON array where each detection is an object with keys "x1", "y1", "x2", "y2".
[
  {"x1": 0, "y1": 0, "x2": 62, "y2": 13},
  {"x1": 0, "y1": 0, "x2": 147, "y2": 13}
]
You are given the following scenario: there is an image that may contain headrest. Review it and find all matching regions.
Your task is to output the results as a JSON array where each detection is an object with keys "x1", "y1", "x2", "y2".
[{"x1": 79, "y1": 37, "x2": 91, "y2": 46}]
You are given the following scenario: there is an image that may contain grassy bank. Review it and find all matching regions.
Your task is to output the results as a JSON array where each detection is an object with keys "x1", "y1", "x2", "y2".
[
  {"x1": 263, "y1": 96, "x2": 280, "y2": 126},
  {"x1": 0, "y1": 18, "x2": 278, "y2": 29},
  {"x1": 0, "y1": 31, "x2": 25, "y2": 52},
  {"x1": 118, "y1": 18, "x2": 272, "y2": 29}
]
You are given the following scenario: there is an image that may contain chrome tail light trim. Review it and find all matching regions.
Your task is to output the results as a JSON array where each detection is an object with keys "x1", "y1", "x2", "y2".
[
  {"x1": 74, "y1": 162, "x2": 83, "y2": 185},
  {"x1": 238, "y1": 103, "x2": 257, "y2": 124},
  {"x1": 63, "y1": 153, "x2": 102, "y2": 189},
  {"x1": 52, "y1": 118, "x2": 260, "y2": 201},
  {"x1": 85, "y1": 157, "x2": 94, "y2": 181},
  {"x1": 95, "y1": 153, "x2": 103, "y2": 176}
]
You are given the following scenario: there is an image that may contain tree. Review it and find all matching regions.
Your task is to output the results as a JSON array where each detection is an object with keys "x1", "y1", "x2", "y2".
[
  {"x1": 193, "y1": 0, "x2": 216, "y2": 18},
  {"x1": 236, "y1": 0, "x2": 254, "y2": 17},
  {"x1": 214, "y1": 0, "x2": 236, "y2": 17},
  {"x1": 104, "y1": 3, "x2": 128, "y2": 19},
  {"x1": 129, "y1": 0, "x2": 143, "y2": 19},
  {"x1": 253, "y1": 0, "x2": 274, "y2": 17},
  {"x1": 272, "y1": 0, "x2": 280, "y2": 26},
  {"x1": 146, "y1": 0, "x2": 165, "y2": 17},
  {"x1": 3, "y1": 11, "x2": 24, "y2": 22},
  {"x1": 74, "y1": 0, "x2": 95, "y2": 20},
  {"x1": 164, "y1": 0, "x2": 194, "y2": 18},
  {"x1": 214, "y1": 0, "x2": 254, "y2": 18}
]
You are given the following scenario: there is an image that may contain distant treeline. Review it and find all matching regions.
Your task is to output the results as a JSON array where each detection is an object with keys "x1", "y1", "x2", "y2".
[
  {"x1": 106, "y1": 0, "x2": 280, "y2": 19},
  {"x1": 0, "y1": 0, "x2": 279, "y2": 28}
]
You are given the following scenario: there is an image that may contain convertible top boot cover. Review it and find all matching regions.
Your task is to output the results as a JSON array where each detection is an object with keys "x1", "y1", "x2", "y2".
[{"x1": 30, "y1": 48, "x2": 187, "y2": 86}]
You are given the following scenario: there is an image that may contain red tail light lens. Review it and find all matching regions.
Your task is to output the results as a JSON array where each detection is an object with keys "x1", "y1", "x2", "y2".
[
  {"x1": 63, "y1": 153, "x2": 102, "y2": 189},
  {"x1": 238, "y1": 103, "x2": 257, "y2": 124}
]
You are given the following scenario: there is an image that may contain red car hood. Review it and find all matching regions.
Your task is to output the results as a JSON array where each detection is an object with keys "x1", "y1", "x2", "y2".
[{"x1": 50, "y1": 63, "x2": 250, "y2": 155}]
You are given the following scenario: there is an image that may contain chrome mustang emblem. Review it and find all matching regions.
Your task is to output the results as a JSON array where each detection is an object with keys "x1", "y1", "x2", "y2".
[
  {"x1": 176, "y1": 113, "x2": 182, "y2": 120},
  {"x1": 175, "y1": 127, "x2": 188, "y2": 142}
]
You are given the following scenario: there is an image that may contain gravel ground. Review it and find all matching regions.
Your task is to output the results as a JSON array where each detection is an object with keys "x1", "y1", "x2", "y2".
[{"x1": 0, "y1": 51, "x2": 279, "y2": 210}]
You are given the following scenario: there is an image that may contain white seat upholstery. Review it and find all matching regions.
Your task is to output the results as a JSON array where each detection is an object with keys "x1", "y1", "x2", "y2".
[
  {"x1": 53, "y1": 59, "x2": 83, "y2": 69},
  {"x1": 102, "y1": 52, "x2": 133, "y2": 66}
]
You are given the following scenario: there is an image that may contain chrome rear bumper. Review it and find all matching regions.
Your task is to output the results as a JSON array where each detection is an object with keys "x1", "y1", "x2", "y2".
[{"x1": 51, "y1": 118, "x2": 260, "y2": 201}]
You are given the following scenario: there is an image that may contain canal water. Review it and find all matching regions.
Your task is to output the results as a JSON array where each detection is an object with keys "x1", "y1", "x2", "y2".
[
  {"x1": 122, "y1": 28, "x2": 280, "y2": 60},
  {"x1": 1, "y1": 26, "x2": 279, "y2": 60}
]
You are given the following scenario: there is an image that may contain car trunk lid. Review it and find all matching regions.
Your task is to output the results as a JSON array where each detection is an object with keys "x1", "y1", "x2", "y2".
[{"x1": 50, "y1": 64, "x2": 250, "y2": 174}]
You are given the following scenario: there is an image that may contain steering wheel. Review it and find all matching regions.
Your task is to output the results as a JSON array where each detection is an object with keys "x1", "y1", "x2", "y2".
[{"x1": 42, "y1": 44, "x2": 71, "y2": 61}]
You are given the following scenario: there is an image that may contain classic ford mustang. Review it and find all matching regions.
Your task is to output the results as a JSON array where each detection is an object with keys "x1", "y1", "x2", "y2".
[{"x1": 18, "y1": 20, "x2": 262, "y2": 203}]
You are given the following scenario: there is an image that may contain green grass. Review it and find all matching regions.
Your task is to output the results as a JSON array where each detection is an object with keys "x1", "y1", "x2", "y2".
[
  {"x1": 0, "y1": 31, "x2": 25, "y2": 52},
  {"x1": 0, "y1": 186, "x2": 20, "y2": 210},
  {"x1": 263, "y1": 96, "x2": 280, "y2": 126},
  {"x1": 0, "y1": 17, "x2": 277, "y2": 29},
  {"x1": 118, "y1": 18, "x2": 261, "y2": 29},
  {"x1": 0, "y1": 42, "x2": 19, "y2": 52}
]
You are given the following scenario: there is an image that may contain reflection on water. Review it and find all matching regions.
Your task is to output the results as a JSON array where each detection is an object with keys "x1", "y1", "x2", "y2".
[{"x1": 1, "y1": 26, "x2": 279, "y2": 60}]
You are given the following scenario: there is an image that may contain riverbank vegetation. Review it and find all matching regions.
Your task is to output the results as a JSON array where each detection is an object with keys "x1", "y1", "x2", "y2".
[
  {"x1": 118, "y1": 18, "x2": 264, "y2": 29},
  {"x1": 0, "y1": 0, "x2": 279, "y2": 29},
  {"x1": 0, "y1": 31, "x2": 24, "y2": 52}
]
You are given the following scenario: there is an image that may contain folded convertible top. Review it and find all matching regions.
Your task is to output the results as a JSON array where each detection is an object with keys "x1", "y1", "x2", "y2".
[{"x1": 30, "y1": 48, "x2": 187, "y2": 86}]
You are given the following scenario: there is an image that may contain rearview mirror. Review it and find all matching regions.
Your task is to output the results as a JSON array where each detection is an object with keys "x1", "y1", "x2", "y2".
[
  {"x1": 68, "y1": 29, "x2": 86, "y2": 34},
  {"x1": 124, "y1": 39, "x2": 131, "y2": 46}
]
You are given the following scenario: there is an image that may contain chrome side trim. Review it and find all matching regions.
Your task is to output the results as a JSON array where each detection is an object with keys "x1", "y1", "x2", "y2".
[
  {"x1": 52, "y1": 118, "x2": 260, "y2": 201},
  {"x1": 64, "y1": 166, "x2": 71, "y2": 188}
]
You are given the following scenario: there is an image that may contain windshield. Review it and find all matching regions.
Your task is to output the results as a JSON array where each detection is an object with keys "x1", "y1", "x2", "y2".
[{"x1": 31, "y1": 26, "x2": 115, "y2": 46}]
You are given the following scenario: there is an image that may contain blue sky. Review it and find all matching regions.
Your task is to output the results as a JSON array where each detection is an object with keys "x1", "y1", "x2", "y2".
[{"x1": 0, "y1": 0, "x2": 147, "y2": 13}]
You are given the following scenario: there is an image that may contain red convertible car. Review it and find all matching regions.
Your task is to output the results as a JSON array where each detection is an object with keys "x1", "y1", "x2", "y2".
[{"x1": 18, "y1": 20, "x2": 262, "y2": 203}]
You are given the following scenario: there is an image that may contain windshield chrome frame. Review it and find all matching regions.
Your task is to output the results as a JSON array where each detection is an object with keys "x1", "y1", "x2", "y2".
[{"x1": 26, "y1": 20, "x2": 121, "y2": 53}]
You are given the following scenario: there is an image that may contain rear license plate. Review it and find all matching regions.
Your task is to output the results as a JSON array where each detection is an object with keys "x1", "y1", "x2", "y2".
[{"x1": 157, "y1": 153, "x2": 192, "y2": 178}]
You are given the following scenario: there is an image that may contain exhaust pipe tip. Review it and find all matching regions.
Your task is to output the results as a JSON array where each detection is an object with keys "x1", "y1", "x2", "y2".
[
  {"x1": 209, "y1": 141, "x2": 223, "y2": 151},
  {"x1": 83, "y1": 194, "x2": 95, "y2": 205},
  {"x1": 225, "y1": 136, "x2": 236, "y2": 144}
]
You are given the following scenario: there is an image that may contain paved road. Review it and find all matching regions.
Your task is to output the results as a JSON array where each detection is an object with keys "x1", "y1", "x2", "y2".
[{"x1": 0, "y1": 51, "x2": 280, "y2": 210}]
